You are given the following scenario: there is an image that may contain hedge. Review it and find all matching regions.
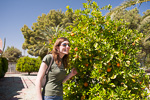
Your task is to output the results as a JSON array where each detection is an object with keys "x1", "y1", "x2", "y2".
[{"x1": 0, "y1": 57, "x2": 8, "y2": 78}]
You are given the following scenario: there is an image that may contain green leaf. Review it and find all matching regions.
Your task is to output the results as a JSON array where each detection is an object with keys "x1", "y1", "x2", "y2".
[
  {"x1": 66, "y1": 5, "x2": 69, "y2": 9},
  {"x1": 109, "y1": 83, "x2": 116, "y2": 87},
  {"x1": 111, "y1": 74, "x2": 117, "y2": 79}
]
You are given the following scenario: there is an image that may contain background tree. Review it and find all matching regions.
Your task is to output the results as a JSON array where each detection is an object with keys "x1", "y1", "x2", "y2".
[
  {"x1": 16, "y1": 56, "x2": 41, "y2": 75},
  {"x1": 112, "y1": 8, "x2": 141, "y2": 29},
  {"x1": 111, "y1": 6, "x2": 150, "y2": 68},
  {"x1": 62, "y1": 7, "x2": 76, "y2": 28},
  {"x1": 138, "y1": 10, "x2": 150, "y2": 65},
  {"x1": 139, "y1": 33, "x2": 150, "y2": 68},
  {"x1": 106, "y1": 0, "x2": 150, "y2": 17},
  {"x1": 3, "y1": 46, "x2": 22, "y2": 62},
  {"x1": 21, "y1": 9, "x2": 76, "y2": 59},
  {"x1": 138, "y1": 9, "x2": 150, "y2": 35}
]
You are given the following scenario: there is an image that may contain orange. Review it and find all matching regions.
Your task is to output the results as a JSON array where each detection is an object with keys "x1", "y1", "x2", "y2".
[
  {"x1": 71, "y1": 32, "x2": 74, "y2": 36},
  {"x1": 99, "y1": 58, "x2": 102, "y2": 60},
  {"x1": 99, "y1": 69, "x2": 101, "y2": 73},
  {"x1": 74, "y1": 47, "x2": 78, "y2": 51},
  {"x1": 85, "y1": 64, "x2": 88, "y2": 67},
  {"x1": 123, "y1": 51, "x2": 126, "y2": 55},
  {"x1": 92, "y1": 22, "x2": 96, "y2": 25},
  {"x1": 75, "y1": 55, "x2": 79, "y2": 59},
  {"x1": 84, "y1": 82, "x2": 88, "y2": 87},
  {"x1": 81, "y1": 95, "x2": 85, "y2": 100},
  {"x1": 107, "y1": 68, "x2": 111, "y2": 72},
  {"x1": 132, "y1": 42, "x2": 135, "y2": 46},
  {"x1": 140, "y1": 82, "x2": 142, "y2": 85},
  {"x1": 121, "y1": 82, "x2": 124, "y2": 85},
  {"x1": 142, "y1": 87, "x2": 145, "y2": 90},
  {"x1": 108, "y1": 63, "x2": 111, "y2": 66},
  {"x1": 117, "y1": 63, "x2": 120, "y2": 67},
  {"x1": 49, "y1": 39, "x2": 52, "y2": 43}
]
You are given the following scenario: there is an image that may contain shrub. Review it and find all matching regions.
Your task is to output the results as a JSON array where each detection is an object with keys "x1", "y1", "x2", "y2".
[
  {"x1": 0, "y1": 57, "x2": 3, "y2": 78},
  {"x1": 0, "y1": 57, "x2": 8, "y2": 78},
  {"x1": 16, "y1": 56, "x2": 41, "y2": 75},
  {"x1": 2, "y1": 57, "x2": 8, "y2": 73}
]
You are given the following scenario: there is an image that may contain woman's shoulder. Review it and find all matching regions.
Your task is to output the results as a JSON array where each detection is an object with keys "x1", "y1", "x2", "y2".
[
  {"x1": 42, "y1": 54, "x2": 53, "y2": 67},
  {"x1": 43, "y1": 54, "x2": 53, "y2": 61},
  {"x1": 44, "y1": 54, "x2": 53, "y2": 59}
]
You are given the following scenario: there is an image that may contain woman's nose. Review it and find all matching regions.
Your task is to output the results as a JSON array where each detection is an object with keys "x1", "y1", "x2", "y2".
[{"x1": 66, "y1": 45, "x2": 70, "y2": 49}]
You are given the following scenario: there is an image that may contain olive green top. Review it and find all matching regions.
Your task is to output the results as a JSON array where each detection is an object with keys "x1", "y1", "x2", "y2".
[{"x1": 42, "y1": 54, "x2": 66, "y2": 96}]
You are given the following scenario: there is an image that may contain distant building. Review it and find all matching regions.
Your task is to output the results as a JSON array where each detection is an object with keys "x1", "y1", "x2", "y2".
[{"x1": 0, "y1": 49, "x2": 2, "y2": 54}]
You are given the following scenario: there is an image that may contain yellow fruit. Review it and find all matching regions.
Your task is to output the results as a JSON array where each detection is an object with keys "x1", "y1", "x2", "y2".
[{"x1": 132, "y1": 79, "x2": 135, "y2": 83}]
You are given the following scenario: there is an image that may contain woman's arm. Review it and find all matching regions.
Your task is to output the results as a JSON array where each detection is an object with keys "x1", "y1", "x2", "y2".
[
  {"x1": 63, "y1": 68, "x2": 78, "y2": 83},
  {"x1": 35, "y1": 62, "x2": 48, "y2": 100}
]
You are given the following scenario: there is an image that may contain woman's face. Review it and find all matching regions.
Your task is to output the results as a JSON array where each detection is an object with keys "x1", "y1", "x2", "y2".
[{"x1": 59, "y1": 41, "x2": 70, "y2": 55}]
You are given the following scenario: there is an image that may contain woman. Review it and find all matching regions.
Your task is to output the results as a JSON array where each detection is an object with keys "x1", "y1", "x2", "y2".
[{"x1": 35, "y1": 37, "x2": 77, "y2": 100}]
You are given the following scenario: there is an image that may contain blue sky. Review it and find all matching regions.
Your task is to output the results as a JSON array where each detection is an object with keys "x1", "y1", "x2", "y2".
[{"x1": 0, "y1": 0, "x2": 150, "y2": 57}]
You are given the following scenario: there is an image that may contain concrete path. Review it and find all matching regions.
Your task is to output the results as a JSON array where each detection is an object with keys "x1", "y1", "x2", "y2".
[
  {"x1": 1, "y1": 73, "x2": 150, "y2": 100},
  {"x1": 0, "y1": 73, "x2": 37, "y2": 100}
]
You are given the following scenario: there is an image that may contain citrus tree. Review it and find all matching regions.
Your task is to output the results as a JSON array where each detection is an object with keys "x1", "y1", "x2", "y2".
[
  {"x1": 50, "y1": 0, "x2": 149, "y2": 99},
  {"x1": 16, "y1": 56, "x2": 41, "y2": 75}
]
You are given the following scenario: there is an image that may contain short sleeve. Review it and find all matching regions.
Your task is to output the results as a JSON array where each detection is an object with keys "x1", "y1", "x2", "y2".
[{"x1": 42, "y1": 54, "x2": 52, "y2": 67}]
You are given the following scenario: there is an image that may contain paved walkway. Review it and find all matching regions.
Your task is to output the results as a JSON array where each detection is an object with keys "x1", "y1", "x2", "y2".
[
  {"x1": 0, "y1": 73, "x2": 37, "y2": 100},
  {"x1": 1, "y1": 73, "x2": 150, "y2": 100}
]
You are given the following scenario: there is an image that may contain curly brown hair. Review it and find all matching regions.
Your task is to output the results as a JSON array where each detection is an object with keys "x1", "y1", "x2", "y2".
[{"x1": 51, "y1": 37, "x2": 69, "y2": 68}]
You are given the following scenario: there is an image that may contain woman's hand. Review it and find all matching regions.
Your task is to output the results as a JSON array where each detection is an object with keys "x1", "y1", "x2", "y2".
[
  {"x1": 63, "y1": 68, "x2": 78, "y2": 83},
  {"x1": 71, "y1": 68, "x2": 78, "y2": 77}
]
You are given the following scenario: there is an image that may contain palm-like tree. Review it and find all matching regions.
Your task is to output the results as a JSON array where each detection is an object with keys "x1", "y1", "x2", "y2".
[
  {"x1": 38, "y1": 25, "x2": 65, "y2": 56},
  {"x1": 106, "y1": 0, "x2": 150, "y2": 17}
]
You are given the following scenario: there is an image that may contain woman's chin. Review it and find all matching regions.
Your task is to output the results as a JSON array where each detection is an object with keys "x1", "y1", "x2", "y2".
[{"x1": 64, "y1": 52, "x2": 69, "y2": 55}]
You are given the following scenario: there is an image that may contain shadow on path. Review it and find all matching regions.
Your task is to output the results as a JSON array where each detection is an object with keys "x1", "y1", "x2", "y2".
[{"x1": 0, "y1": 77, "x2": 24, "y2": 100}]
